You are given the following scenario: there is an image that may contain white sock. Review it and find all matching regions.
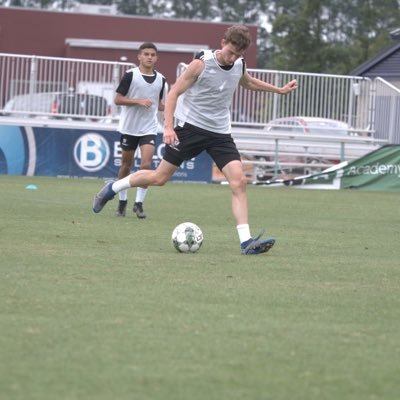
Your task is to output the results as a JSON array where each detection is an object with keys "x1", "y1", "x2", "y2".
[
  {"x1": 112, "y1": 176, "x2": 131, "y2": 194},
  {"x1": 119, "y1": 189, "x2": 128, "y2": 201},
  {"x1": 237, "y1": 224, "x2": 251, "y2": 244},
  {"x1": 135, "y1": 187, "x2": 148, "y2": 203}
]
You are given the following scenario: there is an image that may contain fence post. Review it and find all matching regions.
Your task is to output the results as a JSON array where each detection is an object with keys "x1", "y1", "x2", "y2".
[
  {"x1": 388, "y1": 95, "x2": 397, "y2": 143},
  {"x1": 370, "y1": 78, "x2": 377, "y2": 136},
  {"x1": 272, "y1": 73, "x2": 281, "y2": 121},
  {"x1": 29, "y1": 56, "x2": 37, "y2": 95},
  {"x1": 274, "y1": 138, "x2": 279, "y2": 177},
  {"x1": 340, "y1": 142, "x2": 345, "y2": 161},
  {"x1": 348, "y1": 80, "x2": 358, "y2": 127},
  {"x1": 111, "y1": 62, "x2": 121, "y2": 117}
]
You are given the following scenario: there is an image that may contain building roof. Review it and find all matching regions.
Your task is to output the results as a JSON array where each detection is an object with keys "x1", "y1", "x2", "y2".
[{"x1": 351, "y1": 39, "x2": 400, "y2": 77}]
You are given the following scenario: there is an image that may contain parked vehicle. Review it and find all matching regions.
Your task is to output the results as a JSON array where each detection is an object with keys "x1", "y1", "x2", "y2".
[
  {"x1": 1, "y1": 91, "x2": 108, "y2": 120},
  {"x1": 55, "y1": 92, "x2": 108, "y2": 119},
  {"x1": 2, "y1": 92, "x2": 59, "y2": 117},
  {"x1": 264, "y1": 116, "x2": 356, "y2": 136}
]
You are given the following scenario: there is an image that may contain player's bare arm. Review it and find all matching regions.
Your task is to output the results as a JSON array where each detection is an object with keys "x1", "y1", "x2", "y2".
[
  {"x1": 240, "y1": 71, "x2": 298, "y2": 94},
  {"x1": 114, "y1": 93, "x2": 153, "y2": 108},
  {"x1": 163, "y1": 59, "x2": 204, "y2": 145}
]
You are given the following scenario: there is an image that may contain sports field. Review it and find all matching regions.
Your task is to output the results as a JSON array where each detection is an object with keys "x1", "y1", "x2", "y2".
[{"x1": 1, "y1": 175, "x2": 399, "y2": 400}]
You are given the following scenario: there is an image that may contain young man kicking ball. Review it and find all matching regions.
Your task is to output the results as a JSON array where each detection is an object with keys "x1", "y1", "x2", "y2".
[{"x1": 93, "y1": 25, "x2": 297, "y2": 254}]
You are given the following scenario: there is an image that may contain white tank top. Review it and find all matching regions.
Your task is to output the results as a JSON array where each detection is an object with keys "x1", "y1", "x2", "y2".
[
  {"x1": 175, "y1": 50, "x2": 244, "y2": 134},
  {"x1": 118, "y1": 67, "x2": 165, "y2": 136}
]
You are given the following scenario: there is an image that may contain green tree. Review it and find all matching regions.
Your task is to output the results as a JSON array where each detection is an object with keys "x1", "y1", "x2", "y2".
[
  {"x1": 267, "y1": 0, "x2": 400, "y2": 74},
  {"x1": 1, "y1": 0, "x2": 55, "y2": 6},
  {"x1": 348, "y1": 0, "x2": 400, "y2": 68},
  {"x1": 268, "y1": 0, "x2": 326, "y2": 72},
  {"x1": 2, "y1": 0, "x2": 399, "y2": 74},
  {"x1": 216, "y1": 0, "x2": 272, "y2": 68},
  {"x1": 167, "y1": 0, "x2": 220, "y2": 20},
  {"x1": 116, "y1": 0, "x2": 153, "y2": 16}
]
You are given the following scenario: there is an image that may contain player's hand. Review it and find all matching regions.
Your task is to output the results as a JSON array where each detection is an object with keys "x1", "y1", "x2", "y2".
[
  {"x1": 281, "y1": 79, "x2": 298, "y2": 94},
  {"x1": 163, "y1": 127, "x2": 179, "y2": 147},
  {"x1": 138, "y1": 99, "x2": 153, "y2": 108}
]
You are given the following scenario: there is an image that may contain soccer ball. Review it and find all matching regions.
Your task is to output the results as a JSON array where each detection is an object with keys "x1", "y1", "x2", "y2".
[{"x1": 172, "y1": 222, "x2": 203, "y2": 253}]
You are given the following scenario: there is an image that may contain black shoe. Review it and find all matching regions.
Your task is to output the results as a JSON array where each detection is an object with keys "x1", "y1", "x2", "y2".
[
  {"x1": 241, "y1": 231, "x2": 275, "y2": 255},
  {"x1": 115, "y1": 200, "x2": 127, "y2": 217},
  {"x1": 133, "y1": 202, "x2": 146, "y2": 219},
  {"x1": 92, "y1": 181, "x2": 115, "y2": 213}
]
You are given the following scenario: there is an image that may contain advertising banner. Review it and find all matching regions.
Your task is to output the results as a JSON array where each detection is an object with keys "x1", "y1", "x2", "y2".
[
  {"x1": 0, "y1": 124, "x2": 212, "y2": 182},
  {"x1": 340, "y1": 145, "x2": 400, "y2": 191},
  {"x1": 260, "y1": 145, "x2": 400, "y2": 192}
]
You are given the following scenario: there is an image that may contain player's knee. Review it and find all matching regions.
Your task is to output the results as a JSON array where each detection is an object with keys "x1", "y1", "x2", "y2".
[
  {"x1": 238, "y1": 173, "x2": 248, "y2": 188},
  {"x1": 154, "y1": 177, "x2": 168, "y2": 186},
  {"x1": 230, "y1": 175, "x2": 247, "y2": 191},
  {"x1": 152, "y1": 172, "x2": 169, "y2": 186}
]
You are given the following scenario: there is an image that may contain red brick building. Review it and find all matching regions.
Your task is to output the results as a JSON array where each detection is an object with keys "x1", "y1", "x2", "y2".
[{"x1": 0, "y1": 7, "x2": 258, "y2": 83}]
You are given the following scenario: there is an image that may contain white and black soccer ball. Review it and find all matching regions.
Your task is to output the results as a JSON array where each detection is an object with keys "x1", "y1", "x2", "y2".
[{"x1": 172, "y1": 222, "x2": 203, "y2": 253}]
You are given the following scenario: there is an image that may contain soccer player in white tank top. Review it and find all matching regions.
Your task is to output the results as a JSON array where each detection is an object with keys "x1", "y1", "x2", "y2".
[
  {"x1": 114, "y1": 42, "x2": 166, "y2": 218},
  {"x1": 94, "y1": 25, "x2": 298, "y2": 255}
]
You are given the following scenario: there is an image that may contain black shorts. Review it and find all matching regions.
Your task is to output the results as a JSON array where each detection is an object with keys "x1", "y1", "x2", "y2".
[
  {"x1": 163, "y1": 123, "x2": 241, "y2": 171},
  {"x1": 119, "y1": 134, "x2": 156, "y2": 152}
]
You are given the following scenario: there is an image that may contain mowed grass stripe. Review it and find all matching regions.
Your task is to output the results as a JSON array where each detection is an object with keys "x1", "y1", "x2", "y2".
[{"x1": 0, "y1": 176, "x2": 399, "y2": 400}]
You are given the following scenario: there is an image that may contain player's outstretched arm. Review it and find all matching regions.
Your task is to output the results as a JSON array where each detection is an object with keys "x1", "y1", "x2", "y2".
[{"x1": 240, "y1": 71, "x2": 298, "y2": 95}]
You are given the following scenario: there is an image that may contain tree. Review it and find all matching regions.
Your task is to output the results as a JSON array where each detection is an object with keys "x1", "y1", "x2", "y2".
[
  {"x1": 348, "y1": 0, "x2": 400, "y2": 67},
  {"x1": 1, "y1": 0, "x2": 399, "y2": 74},
  {"x1": 266, "y1": 0, "x2": 400, "y2": 74},
  {"x1": 115, "y1": 0, "x2": 151, "y2": 16}
]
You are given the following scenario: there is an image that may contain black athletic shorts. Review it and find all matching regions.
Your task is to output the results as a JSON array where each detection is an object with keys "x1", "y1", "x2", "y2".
[
  {"x1": 163, "y1": 123, "x2": 241, "y2": 171},
  {"x1": 119, "y1": 134, "x2": 156, "y2": 152}
]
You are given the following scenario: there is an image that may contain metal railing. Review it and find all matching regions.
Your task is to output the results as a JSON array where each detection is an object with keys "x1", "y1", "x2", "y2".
[
  {"x1": 0, "y1": 53, "x2": 135, "y2": 119},
  {"x1": 1, "y1": 53, "x2": 397, "y2": 140},
  {"x1": 176, "y1": 62, "x2": 374, "y2": 135},
  {"x1": 231, "y1": 127, "x2": 386, "y2": 180},
  {"x1": 0, "y1": 53, "x2": 398, "y2": 179},
  {"x1": 373, "y1": 78, "x2": 400, "y2": 144},
  {"x1": 176, "y1": 61, "x2": 393, "y2": 179},
  {"x1": 234, "y1": 70, "x2": 373, "y2": 133}
]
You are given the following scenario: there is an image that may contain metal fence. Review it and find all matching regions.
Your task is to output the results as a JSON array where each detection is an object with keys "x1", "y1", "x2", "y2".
[
  {"x1": 177, "y1": 61, "x2": 393, "y2": 179},
  {"x1": 233, "y1": 70, "x2": 373, "y2": 133},
  {"x1": 1, "y1": 53, "x2": 398, "y2": 180},
  {"x1": 1, "y1": 53, "x2": 398, "y2": 142},
  {"x1": 0, "y1": 53, "x2": 135, "y2": 119},
  {"x1": 176, "y1": 62, "x2": 376, "y2": 135},
  {"x1": 373, "y1": 77, "x2": 400, "y2": 144}
]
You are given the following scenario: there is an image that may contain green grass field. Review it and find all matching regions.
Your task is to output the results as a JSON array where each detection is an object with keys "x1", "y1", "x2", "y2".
[{"x1": 1, "y1": 175, "x2": 399, "y2": 400}]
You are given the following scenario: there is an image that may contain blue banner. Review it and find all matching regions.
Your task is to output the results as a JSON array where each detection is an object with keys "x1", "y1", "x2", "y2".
[{"x1": 0, "y1": 124, "x2": 213, "y2": 182}]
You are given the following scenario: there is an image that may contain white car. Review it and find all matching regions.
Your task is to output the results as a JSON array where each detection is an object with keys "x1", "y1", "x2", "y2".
[
  {"x1": 264, "y1": 116, "x2": 356, "y2": 136},
  {"x1": 1, "y1": 91, "x2": 109, "y2": 120},
  {"x1": 254, "y1": 116, "x2": 358, "y2": 180}
]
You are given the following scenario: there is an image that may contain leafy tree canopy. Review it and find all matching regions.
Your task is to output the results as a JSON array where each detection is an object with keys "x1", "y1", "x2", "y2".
[{"x1": 1, "y1": 0, "x2": 399, "y2": 74}]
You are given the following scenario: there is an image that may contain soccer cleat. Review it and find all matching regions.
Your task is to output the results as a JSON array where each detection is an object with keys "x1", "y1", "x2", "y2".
[
  {"x1": 92, "y1": 181, "x2": 116, "y2": 213},
  {"x1": 241, "y1": 233, "x2": 275, "y2": 255},
  {"x1": 115, "y1": 200, "x2": 127, "y2": 217},
  {"x1": 133, "y1": 202, "x2": 146, "y2": 219}
]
